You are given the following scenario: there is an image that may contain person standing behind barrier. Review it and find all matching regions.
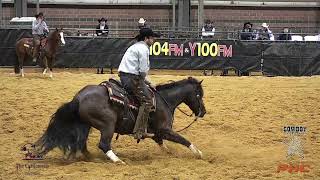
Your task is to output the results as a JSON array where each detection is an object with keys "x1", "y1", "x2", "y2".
[
  {"x1": 118, "y1": 28, "x2": 160, "y2": 141},
  {"x1": 257, "y1": 23, "x2": 274, "y2": 40},
  {"x1": 96, "y1": 18, "x2": 109, "y2": 36},
  {"x1": 96, "y1": 17, "x2": 109, "y2": 74},
  {"x1": 202, "y1": 20, "x2": 215, "y2": 38},
  {"x1": 138, "y1": 18, "x2": 148, "y2": 29},
  {"x1": 240, "y1": 22, "x2": 256, "y2": 40},
  {"x1": 278, "y1": 28, "x2": 292, "y2": 40},
  {"x1": 32, "y1": 12, "x2": 49, "y2": 62}
]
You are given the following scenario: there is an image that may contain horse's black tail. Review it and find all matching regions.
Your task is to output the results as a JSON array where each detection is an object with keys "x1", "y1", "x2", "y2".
[{"x1": 35, "y1": 99, "x2": 90, "y2": 157}]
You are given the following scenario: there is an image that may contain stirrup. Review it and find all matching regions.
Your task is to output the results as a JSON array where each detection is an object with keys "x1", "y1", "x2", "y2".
[{"x1": 133, "y1": 132, "x2": 154, "y2": 139}]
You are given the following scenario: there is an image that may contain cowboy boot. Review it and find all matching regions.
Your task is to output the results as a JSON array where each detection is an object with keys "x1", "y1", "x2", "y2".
[
  {"x1": 32, "y1": 45, "x2": 40, "y2": 63},
  {"x1": 133, "y1": 104, "x2": 154, "y2": 140}
]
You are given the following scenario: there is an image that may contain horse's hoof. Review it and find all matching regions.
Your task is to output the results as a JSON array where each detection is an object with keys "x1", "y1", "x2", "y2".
[
  {"x1": 196, "y1": 150, "x2": 203, "y2": 159},
  {"x1": 160, "y1": 144, "x2": 172, "y2": 154},
  {"x1": 189, "y1": 144, "x2": 203, "y2": 159},
  {"x1": 115, "y1": 160, "x2": 126, "y2": 165}
]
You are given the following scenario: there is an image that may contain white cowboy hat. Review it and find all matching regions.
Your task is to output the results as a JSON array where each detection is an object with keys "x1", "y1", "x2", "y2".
[
  {"x1": 261, "y1": 23, "x2": 269, "y2": 28},
  {"x1": 138, "y1": 18, "x2": 146, "y2": 24}
]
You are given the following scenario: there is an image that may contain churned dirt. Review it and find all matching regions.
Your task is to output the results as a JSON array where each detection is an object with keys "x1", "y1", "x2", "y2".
[{"x1": 0, "y1": 68, "x2": 319, "y2": 180}]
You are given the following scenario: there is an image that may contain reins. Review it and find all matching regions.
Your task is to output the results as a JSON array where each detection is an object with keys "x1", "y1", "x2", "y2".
[{"x1": 154, "y1": 84, "x2": 200, "y2": 133}]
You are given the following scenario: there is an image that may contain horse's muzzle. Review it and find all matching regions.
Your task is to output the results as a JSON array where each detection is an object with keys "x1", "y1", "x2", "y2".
[{"x1": 198, "y1": 108, "x2": 206, "y2": 118}]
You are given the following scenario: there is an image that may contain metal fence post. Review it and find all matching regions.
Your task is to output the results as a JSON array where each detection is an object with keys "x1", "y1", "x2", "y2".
[{"x1": 0, "y1": 0, "x2": 2, "y2": 27}]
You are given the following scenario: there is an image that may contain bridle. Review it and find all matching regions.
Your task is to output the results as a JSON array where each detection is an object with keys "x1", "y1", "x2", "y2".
[
  {"x1": 176, "y1": 94, "x2": 203, "y2": 132},
  {"x1": 155, "y1": 87, "x2": 203, "y2": 132}
]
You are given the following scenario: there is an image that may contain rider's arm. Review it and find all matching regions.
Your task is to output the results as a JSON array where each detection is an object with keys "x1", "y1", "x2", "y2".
[
  {"x1": 138, "y1": 47, "x2": 150, "y2": 79},
  {"x1": 42, "y1": 21, "x2": 49, "y2": 33},
  {"x1": 32, "y1": 20, "x2": 41, "y2": 31}
]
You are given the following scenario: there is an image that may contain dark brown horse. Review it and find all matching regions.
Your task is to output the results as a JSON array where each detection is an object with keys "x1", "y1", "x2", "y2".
[
  {"x1": 34, "y1": 77, "x2": 206, "y2": 164},
  {"x1": 15, "y1": 28, "x2": 65, "y2": 78}
]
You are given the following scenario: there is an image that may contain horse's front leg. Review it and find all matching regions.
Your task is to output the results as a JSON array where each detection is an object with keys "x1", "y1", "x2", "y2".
[
  {"x1": 157, "y1": 129, "x2": 203, "y2": 159},
  {"x1": 42, "y1": 56, "x2": 48, "y2": 75},
  {"x1": 48, "y1": 56, "x2": 54, "y2": 78},
  {"x1": 152, "y1": 136, "x2": 171, "y2": 153}
]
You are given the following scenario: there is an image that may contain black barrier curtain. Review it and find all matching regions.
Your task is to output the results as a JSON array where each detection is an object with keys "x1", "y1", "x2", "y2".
[
  {"x1": 0, "y1": 29, "x2": 319, "y2": 76},
  {"x1": 0, "y1": 29, "x2": 33, "y2": 66},
  {"x1": 55, "y1": 38, "x2": 134, "y2": 69},
  {"x1": 262, "y1": 41, "x2": 320, "y2": 76}
]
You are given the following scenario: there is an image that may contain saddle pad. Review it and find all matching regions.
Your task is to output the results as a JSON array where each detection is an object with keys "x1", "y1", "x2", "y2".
[{"x1": 100, "y1": 79, "x2": 156, "y2": 111}]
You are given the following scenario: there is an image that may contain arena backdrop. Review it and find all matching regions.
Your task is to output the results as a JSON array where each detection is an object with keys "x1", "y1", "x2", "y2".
[{"x1": 0, "y1": 29, "x2": 320, "y2": 76}]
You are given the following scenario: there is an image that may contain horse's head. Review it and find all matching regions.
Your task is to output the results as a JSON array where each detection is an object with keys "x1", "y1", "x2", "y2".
[
  {"x1": 183, "y1": 77, "x2": 206, "y2": 117},
  {"x1": 49, "y1": 28, "x2": 65, "y2": 46}
]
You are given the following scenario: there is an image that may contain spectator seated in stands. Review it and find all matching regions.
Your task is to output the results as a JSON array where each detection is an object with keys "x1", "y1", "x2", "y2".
[
  {"x1": 138, "y1": 18, "x2": 148, "y2": 29},
  {"x1": 257, "y1": 23, "x2": 275, "y2": 40},
  {"x1": 96, "y1": 18, "x2": 109, "y2": 36},
  {"x1": 278, "y1": 28, "x2": 292, "y2": 40},
  {"x1": 202, "y1": 20, "x2": 215, "y2": 38},
  {"x1": 240, "y1": 22, "x2": 256, "y2": 40}
]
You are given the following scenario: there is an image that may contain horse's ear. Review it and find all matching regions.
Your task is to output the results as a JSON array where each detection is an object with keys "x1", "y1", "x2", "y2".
[
  {"x1": 188, "y1": 76, "x2": 192, "y2": 80},
  {"x1": 55, "y1": 27, "x2": 58, "y2": 31},
  {"x1": 199, "y1": 80, "x2": 203, "y2": 84},
  {"x1": 60, "y1": 27, "x2": 63, "y2": 31}
]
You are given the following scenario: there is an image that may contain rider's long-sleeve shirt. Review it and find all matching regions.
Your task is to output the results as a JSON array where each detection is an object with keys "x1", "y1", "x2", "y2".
[
  {"x1": 118, "y1": 41, "x2": 150, "y2": 77},
  {"x1": 32, "y1": 20, "x2": 49, "y2": 35}
]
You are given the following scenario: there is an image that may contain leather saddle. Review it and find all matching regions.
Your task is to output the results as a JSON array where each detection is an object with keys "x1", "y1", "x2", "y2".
[
  {"x1": 23, "y1": 37, "x2": 48, "y2": 49},
  {"x1": 100, "y1": 78, "x2": 156, "y2": 111}
]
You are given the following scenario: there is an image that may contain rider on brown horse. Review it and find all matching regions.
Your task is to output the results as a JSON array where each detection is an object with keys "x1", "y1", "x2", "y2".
[
  {"x1": 32, "y1": 12, "x2": 49, "y2": 62},
  {"x1": 118, "y1": 28, "x2": 160, "y2": 141}
]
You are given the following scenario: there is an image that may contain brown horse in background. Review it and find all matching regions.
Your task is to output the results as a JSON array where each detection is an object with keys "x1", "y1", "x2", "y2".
[{"x1": 15, "y1": 28, "x2": 65, "y2": 78}]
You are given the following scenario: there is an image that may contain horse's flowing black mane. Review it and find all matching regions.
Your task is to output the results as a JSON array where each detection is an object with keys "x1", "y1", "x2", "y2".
[{"x1": 156, "y1": 77, "x2": 203, "y2": 95}]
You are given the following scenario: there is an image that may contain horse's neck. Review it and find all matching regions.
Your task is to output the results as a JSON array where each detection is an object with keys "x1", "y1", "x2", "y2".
[
  {"x1": 47, "y1": 38, "x2": 57, "y2": 52},
  {"x1": 159, "y1": 85, "x2": 189, "y2": 112}
]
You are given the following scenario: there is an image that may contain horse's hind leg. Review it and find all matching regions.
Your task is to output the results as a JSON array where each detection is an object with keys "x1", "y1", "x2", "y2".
[
  {"x1": 158, "y1": 129, "x2": 203, "y2": 159},
  {"x1": 17, "y1": 54, "x2": 25, "y2": 77},
  {"x1": 79, "y1": 94, "x2": 125, "y2": 164},
  {"x1": 88, "y1": 113, "x2": 125, "y2": 164},
  {"x1": 98, "y1": 127, "x2": 125, "y2": 164},
  {"x1": 47, "y1": 56, "x2": 54, "y2": 78}
]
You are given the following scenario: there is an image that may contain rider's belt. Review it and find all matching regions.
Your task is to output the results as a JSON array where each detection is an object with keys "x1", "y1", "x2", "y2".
[{"x1": 119, "y1": 72, "x2": 142, "y2": 79}]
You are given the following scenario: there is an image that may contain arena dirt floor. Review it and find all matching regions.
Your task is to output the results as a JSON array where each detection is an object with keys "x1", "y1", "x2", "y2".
[{"x1": 0, "y1": 68, "x2": 319, "y2": 180}]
